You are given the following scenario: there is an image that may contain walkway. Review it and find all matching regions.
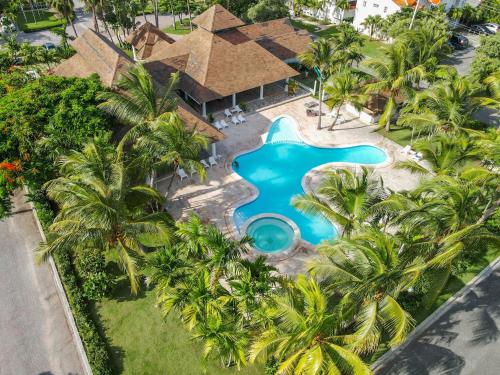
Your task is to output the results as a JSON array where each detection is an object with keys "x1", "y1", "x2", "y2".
[
  {"x1": 375, "y1": 258, "x2": 500, "y2": 375},
  {"x1": 0, "y1": 192, "x2": 84, "y2": 375}
]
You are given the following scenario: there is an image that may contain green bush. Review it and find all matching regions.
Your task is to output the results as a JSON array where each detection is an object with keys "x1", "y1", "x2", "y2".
[{"x1": 76, "y1": 248, "x2": 112, "y2": 302}]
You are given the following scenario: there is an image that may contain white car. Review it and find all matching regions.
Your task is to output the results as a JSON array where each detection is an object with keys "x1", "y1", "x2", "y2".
[{"x1": 482, "y1": 23, "x2": 499, "y2": 33}]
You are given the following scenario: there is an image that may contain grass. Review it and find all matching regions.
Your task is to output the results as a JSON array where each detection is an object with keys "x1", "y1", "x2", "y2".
[
  {"x1": 17, "y1": 10, "x2": 66, "y2": 32},
  {"x1": 162, "y1": 19, "x2": 193, "y2": 35},
  {"x1": 315, "y1": 25, "x2": 340, "y2": 38},
  {"x1": 377, "y1": 126, "x2": 415, "y2": 146},
  {"x1": 290, "y1": 19, "x2": 321, "y2": 34},
  {"x1": 97, "y1": 282, "x2": 263, "y2": 375},
  {"x1": 360, "y1": 37, "x2": 388, "y2": 60}
]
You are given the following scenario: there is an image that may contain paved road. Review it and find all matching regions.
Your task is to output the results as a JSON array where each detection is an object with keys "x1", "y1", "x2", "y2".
[
  {"x1": 375, "y1": 259, "x2": 500, "y2": 375},
  {"x1": 16, "y1": 1, "x2": 176, "y2": 46},
  {"x1": 0, "y1": 193, "x2": 84, "y2": 375}
]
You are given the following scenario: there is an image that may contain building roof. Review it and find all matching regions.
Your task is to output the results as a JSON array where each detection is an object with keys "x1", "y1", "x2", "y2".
[
  {"x1": 52, "y1": 29, "x2": 134, "y2": 87},
  {"x1": 392, "y1": 0, "x2": 417, "y2": 6},
  {"x1": 52, "y1": 30, "x2": 223, "y2": 142},
  {"x1": 146, "y1": 27, "x2": 299, "y2": 103},
  {"x1": 192, "y1": 4, "x2": 245, "y2": 32},
  {"x1": 126, "y1": 22, "x2": 176, "y2": 60}
]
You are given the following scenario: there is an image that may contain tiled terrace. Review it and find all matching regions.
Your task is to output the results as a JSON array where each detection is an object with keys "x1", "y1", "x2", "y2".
[{"x1": 156, "y1": 96, "x2": 423, "y2": 274}]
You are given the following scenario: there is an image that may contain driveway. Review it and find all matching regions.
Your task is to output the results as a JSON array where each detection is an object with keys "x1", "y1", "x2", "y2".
[
  {"x1": 0, "y1": 192, "x2": 84, "y2": 375},
  {"x1": 374, "y1": 258, "x2": 500, "y2": 375},
  {"x1": 16, "y1": 0, "x2": 176, "y2": 46}
]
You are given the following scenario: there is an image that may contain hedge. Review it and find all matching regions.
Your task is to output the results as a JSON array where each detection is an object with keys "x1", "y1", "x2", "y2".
[{"x1": 33, "y1": 195, "x2": 112, "y2": 375}]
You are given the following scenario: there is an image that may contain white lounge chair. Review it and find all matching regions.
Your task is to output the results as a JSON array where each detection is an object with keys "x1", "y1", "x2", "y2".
[
  {"x1": 214, "y1": 120, "x2": 224, "y2": 131},
  {"x1": 224, "y1": 108, "x2": 232, "y2": 117},
  {"x1": 237, "y1": 113, "x2": 246, "y2": 123},
  {"x1": 400, "y1": 145, "x2": 411, "y2": 155},
  {"x1": 219, "y1": 119, "x2": 229, "y2": 128},
  {"x1": 208, "y1": 156, "x2": 217, "y2": 166},
  {"x1": 231, "y1": 116, "x2": 240, "y2": 125},
  {"x1": 201, "y1": 159, "x2": 210, "y2": 168},
  {"x1": 177, "y1": 168, "x2": 188, "y2": 181},
  {"x1": 232, "y1": 105, "x2": 243, "y2": 113},
  {"x1": 189, "y1": 165, "x2": 198, "y2": 176}
]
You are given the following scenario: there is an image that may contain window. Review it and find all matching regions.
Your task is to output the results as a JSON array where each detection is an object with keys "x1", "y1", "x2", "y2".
[
  {"x1": 373, "y1": 3, "x2": 379, "y2": 7},
  {"x1": 383, "y1": 6, "x2": 387, "y2": 12}
]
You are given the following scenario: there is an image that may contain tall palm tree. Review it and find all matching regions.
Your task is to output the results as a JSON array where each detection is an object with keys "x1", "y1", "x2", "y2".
[
  {"x1": 397, "y1": 72, "x2": 480, "y2": 135},
  {"x1": 83, "y1": 0, "x2": 100, "y2": 32},
  {"x1": 335, "y1": 0, "x2": 350, "y2": 23},
  {"x1": 50, "y1": 0, "x2": 78, "y2": 37},
  {"x1": 310, "y1": 228, "x2": 424, "y2": 353},
  {"x1": 361, "y1": 15, "x2": 383, "y2": 40},
  {"x1": 293, "y1": 167, "x2": 385, "y2": 237},
  {"x1": 363, "y1": 42, "x2": 425, "y2": 131},
  {"x1": 478, "y1": 71, "x2": 500, "y2": 110},
  {"x1": 395, "y1": 135, "x2": 477, "y2": 176},
  {"x1": 299, "y1": 38, "x2": 336, "y2": 130},
  {"x1": 331, "y1": 24, "x2": 365, "y2": 68},
  {"x1": 98, "y1": 63, "x2": 179, "y2": 148},
  {"x1": 37, "y1": 139, "x2": 171, "y2": 294},
  {"x1": 250, "y1": 275, "x2": 372, "y2": 374},
  {"x1": 324, "y1": 69, "x2": 368, "y2": 130}
]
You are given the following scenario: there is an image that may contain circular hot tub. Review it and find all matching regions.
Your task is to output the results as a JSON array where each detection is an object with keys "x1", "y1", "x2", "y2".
[{"x1": 241, "y1": 214, "x2": 300, "y2": 255}]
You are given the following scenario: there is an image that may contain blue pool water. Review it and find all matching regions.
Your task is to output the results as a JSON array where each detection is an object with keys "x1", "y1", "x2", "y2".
[
  {"x1": 233, "y1": 116, "x2": 387, "y2": 245},
  {"x1": 246, "y1": 217, "x2": 294, "y2": 253}
]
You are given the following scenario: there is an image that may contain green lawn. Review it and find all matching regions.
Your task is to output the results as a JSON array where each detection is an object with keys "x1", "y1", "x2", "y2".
[
  {"x1": 377, "y1": 126, "x2": 415, "y2": 146},
  {"x1": 290, "y1": 19, "x2": 321, "y2": 34},
  {"x1": 17, "y1": 10, "x2": 66, "y2": 32},
  {"x1": 162, "y1": 19, "x2": 193, "y2": 35},
  {"x1": 97, "y1": 282, "x2": 263, "y2": 375},
  {"x1": 360, "y1": 37, "x2": 387, "y2": 60},
  {"x1": 315, "y1": 25, "x2": 340, "y2": 38}
]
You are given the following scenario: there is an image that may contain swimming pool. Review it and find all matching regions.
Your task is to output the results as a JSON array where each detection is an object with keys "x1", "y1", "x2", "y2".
[{"x1": 233, "y1": 116, "x2": 387, "y2": 245}]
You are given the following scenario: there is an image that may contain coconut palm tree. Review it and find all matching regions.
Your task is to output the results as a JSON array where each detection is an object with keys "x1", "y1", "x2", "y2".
[
  {"x1": 299, "y1": 38, "x2": 336, "y2": 130},
  {"x1": 331, "y1": 24, "x2": 365, "y2": 68},
  {"x1": 293, "y1": 167, "x2": 385, "y2": 238},
  {"x1": 37, "y1": 139, "x2": 171, "y2": 294},
  {"x1": 50, "y1": 0, "x2": 78, "y2": 37},
  {"x1": 310, "y1": 228, "x2": 425, "y2": 353},
  {"x1": 478, "y1": 71, "x2": 500, "y2": 110},
  {"x1": 324, "y1": 69, "x2": 368, "y2": 130},
  {"x1": 363, "y1": 42, "x2": 426, "y2": 131},
  {"x1": 395, "y1": 135, "x2": 478, "y2": 176},
  {"x1": 98, "y1": 63, "x2": 179, "y2": 150},
  {"x1": 361, "y1": 15, "x2": 383, "y2": 40},
  {"x1": 397, "y1": 72, "x2": 481, "y2": 136},
  {"x1": 335, "y1": 0, "x2": 350, "y2": 23},
  {"x1": 250, "y1": 275, "x2": 372, "y2": 374}
]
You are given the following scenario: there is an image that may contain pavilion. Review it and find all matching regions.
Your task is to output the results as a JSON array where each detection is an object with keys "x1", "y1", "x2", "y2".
[{"x1": 130, "y1": 5, "x2": 312, "y2": 117}]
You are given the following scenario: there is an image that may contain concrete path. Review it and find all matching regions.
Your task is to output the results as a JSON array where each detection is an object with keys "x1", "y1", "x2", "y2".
[
  {"x1": 0, "y1": 192, "x2": 84, "y2": 375},
  {"x1": 375, "y1": 258, "x2": 500, "y2": 375}
]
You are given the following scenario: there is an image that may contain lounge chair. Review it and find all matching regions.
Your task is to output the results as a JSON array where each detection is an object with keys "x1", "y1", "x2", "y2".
[
  {"x1": 231, "y1": 116, "x2": 240, "y2": 125},
  {"x1": 176, "y1": 168, "x2": 188, "y2": 181},
  {"x1": 189, "y1": 165, "x2": 198, "y2": 176},
  {"x1": 224, "y1": 108, "x2": 232, "y2": 117},
  {"x1": 237, "y1": 113, "x2": 246, "y2": 123},
  {"x1": 400, "y1": 145, "x2": 411, "y2": 155},
  {"x1": 219, "y1": 119, "x2": 229, "y2": 128},
  {"x1": 232, "y1": 105, "x2": 243, "y2": 113},
  {"x1": 201, "y1": 159, "x2": 210, "y2": 168},
  {"x1": 208, "y1": 156, "x2": 217, "y2": 166},
  {"x1": 214, "y1": 120, "x2": 224, "y2": 131}
]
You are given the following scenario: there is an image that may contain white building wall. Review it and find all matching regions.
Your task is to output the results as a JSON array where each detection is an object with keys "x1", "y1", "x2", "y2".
[
  {"x1": 301, "y1": 2, "x2": 356, "y2": 24},
  {"x1": 353, "y1": 0, "x2": 400, "y2": 33}
]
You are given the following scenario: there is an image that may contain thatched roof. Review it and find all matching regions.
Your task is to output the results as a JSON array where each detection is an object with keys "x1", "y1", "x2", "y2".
[
  {"x1": 126, "y1": 22, "x2": 176, "y2": 60},
  {"x1": 52, "y1": 30, "x2": 223, "y2": 142},
  {"x1": 192, "y1": 4, "x2": 245, "y2": 32},
  {"x1": 52, "y1": 29, "x2": 134, "y2": 87}
]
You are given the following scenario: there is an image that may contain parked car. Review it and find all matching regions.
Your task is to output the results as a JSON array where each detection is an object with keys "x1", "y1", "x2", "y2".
[
  {"x1": 482, "y1": 23, "x2": 499, "y2": 33},
  {"x1": 471, "y1": 24, "x2": 494, "y2": 35},
  {"x1": 449, "y1": 34, "x2": 469, "y2": 50},
  {"x1": 43, "y1": 42, "x2": 56, "y2": 51}
]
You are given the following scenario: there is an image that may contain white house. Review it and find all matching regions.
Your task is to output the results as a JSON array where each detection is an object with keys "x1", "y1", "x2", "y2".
[
  {"x1": 298, "y1": 1, "x2": 358, "y2": 24},
  {"x1": 353, "y1": 0, "x2": 467, "y2": 35}
]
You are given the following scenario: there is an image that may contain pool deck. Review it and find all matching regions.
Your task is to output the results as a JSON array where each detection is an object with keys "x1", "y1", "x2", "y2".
[{"x1": 156, "y1": 96, "x2": 424, "y2": 275}]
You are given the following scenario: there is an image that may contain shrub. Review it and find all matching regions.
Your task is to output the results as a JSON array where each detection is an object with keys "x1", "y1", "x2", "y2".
[{"x1": 75, "y1": 249, "x2": 112, "y2": 302}]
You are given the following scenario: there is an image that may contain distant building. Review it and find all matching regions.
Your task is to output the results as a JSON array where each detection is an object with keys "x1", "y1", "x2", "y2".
[
  {"x1": 353, "y1": 0, "x2": 467, "y2": 35},
  {"x1": 297, "y1": 1, "x2": 358, "y2": 24}
]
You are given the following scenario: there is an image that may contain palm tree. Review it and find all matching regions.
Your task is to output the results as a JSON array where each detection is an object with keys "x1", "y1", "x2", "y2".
[
  {"x1": 331, "y1": 24, "x2": 365, "y2": 68},
  {"x1": 50, "y1": 0, "x2": 78, "y2": 37},
  {"x1": 361, "y1": 15, "x2": 383, "y2": 40},
  {"x1": 50, "y1": 26, "x2": 70, "y2": 49},
  {"x1": 478, "y1": 72, "x2": 500, "y2": 110},
  {"x1": 335, "y1": 0, "x2": 351, "y2": 23},
  {"x1": 83, "y1": 0, "x2": 100, "y2": 32},
  {"x1": 310, "y1": 228, "x2": 424, "y2": 353},
  {"x1": 250, "y1": 275, "x2": 372, "y2": 374},
  {"x1": 397, "y1": 72, "x2": 480, "y2": 135},
  {"x1": 363, "y1": 42, "x2": 425, "y2": 131},
  {"x1": 299, "y1": 38, "x2": 336, "y2": 130},
  {"x1": 324, "y1": 69, "x2": 368, "y2": 130},
  {"x1": 293, "y1": 167, "x2": 385, "y2": 237},
  {"x1": 37, "y1": 139, "x2": 171, "y2": 294},
  {"x1": 395, "y1": 135, "x2": 477, "y2": 176},
  {"x1": 98, "y1": 63, "x2": 179, "y2": 151}
]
